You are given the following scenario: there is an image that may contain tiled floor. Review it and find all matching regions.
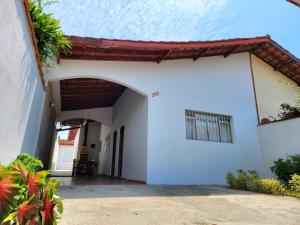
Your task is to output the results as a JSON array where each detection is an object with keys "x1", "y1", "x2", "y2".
[{"x1": 54, "y1": 175, "x2": 144, "y2": 187}]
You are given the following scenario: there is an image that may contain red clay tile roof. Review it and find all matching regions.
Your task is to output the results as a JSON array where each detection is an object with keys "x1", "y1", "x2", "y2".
[
  {"x1": 288, "y1": 0, "x2": 300, "y2": 7},
  {"x1": 60, "y1": 35, "x2": 300, "y2": 84},
  {"x1": 58, "y1": 139, "x2": 74, "y2": 146}
]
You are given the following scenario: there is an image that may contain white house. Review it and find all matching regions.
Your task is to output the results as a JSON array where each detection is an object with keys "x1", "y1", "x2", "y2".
[{"x1": 1, "y1": 0, "x2": 300, "y2": 185}]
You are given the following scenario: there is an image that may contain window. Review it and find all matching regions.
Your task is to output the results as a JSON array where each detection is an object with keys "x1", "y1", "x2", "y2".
[{"x1": 185, "y1": 110, "x2": 233, "y2": 143}]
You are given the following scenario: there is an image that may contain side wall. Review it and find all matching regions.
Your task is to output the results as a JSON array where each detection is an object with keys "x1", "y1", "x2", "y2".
[
  {"x1": 0, "y1": 0, "x2": 45, "y2": 164},
  {"x1": 111, "y1": 89, "x2": 148, "y2": 181},
  {"x1": 251, "y1": 54, "x2": 300, "y2": 121},
  {"x1": 258, "y1": 118, "x2": 300, "y2": 177},
  {"x1": 35, "y1": 83, "x2": 55, "y2": 169},
  {"x1": 86, "y1": 121, "x2": 101, "y2": 161},
  {"x1": 98, "y1": 124, "x2": 112, "y2": 175}
]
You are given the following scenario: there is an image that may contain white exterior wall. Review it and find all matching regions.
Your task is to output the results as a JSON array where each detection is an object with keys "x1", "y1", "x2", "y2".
[
  {"x1": 251, "y1": 54, "x2": 300, "y2": 120},
  {"x1": 57, "y1": 107, "x2": 112, "y2": 126},
  {"x1": 97, "y1": 90, "x2": 148, "y2": 182},
  {"x1": 86, "y1": 121, "x2": 101, "y2": 161},
  {"x1": 51, "y1": 129, "x2": 80, "y2": 176},
  {"x1": 111, "y1": 89, "x2": 148, "y2": 181},
  {"x1": 0, "y1": 0, "x2": 45, "y2": 164},
  {"x1": 36, "y1": 83, "x2": 55, "y2": 168},
  {"x1": 258, "y1": 118, "x2": 300, "y2": 177},
  {"x1": 56, "y1": 145, "x2": 75, "y2": 171},
  {"x1": 98, "y1": 124, "x2": 112, "y2": 175},
  {"x1": 47, "y1": 53, "x2": 265, "y2": 184}
]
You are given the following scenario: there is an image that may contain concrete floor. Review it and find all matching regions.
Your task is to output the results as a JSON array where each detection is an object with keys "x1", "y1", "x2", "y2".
[{"x1": 58, "y1": 185, "x2": 300, "y2": 225}]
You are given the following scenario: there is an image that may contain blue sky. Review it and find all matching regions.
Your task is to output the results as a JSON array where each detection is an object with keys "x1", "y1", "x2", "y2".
[{"x1": 45, "y1": 0, "x2": 300, "y2": 57}]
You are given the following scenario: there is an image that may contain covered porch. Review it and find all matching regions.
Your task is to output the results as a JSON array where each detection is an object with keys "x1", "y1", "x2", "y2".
[{"x1": 46, "y1": 77, "x2": 148, "y2": 183}]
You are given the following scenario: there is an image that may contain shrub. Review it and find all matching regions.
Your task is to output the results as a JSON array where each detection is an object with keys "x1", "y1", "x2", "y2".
[
  {"x1": 0, "y1": 159, "x2": 63, "y2": 224},
  {"x1": 253, "y1": 178, "x2": 286, "y2": 195},
  {"x1": 226, "y1": 172, "x2": 236, "y2": 188},
  {"x1": 9, "y1": 153, "x2": 43, "y2": 172},
  {"x1": 289, "y1": 174, "x2": 300, "y2": 192},
  {"x1": 226, "y1": 170, "x2": 259, "y2": 190},
  {"x1": 270, "y1": 154, "x2": 300, "y2": 182},
  {"x1": 226, "y1": 170, "x2": 286, "y2": 196}
]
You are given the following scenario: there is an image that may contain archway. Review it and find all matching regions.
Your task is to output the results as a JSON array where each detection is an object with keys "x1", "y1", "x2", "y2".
[{"x1": 47, "y1": 77, "x2": 148, "y2": 183}]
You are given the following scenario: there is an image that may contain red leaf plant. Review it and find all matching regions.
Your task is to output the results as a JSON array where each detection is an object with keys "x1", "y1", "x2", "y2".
[{"x1": 0, "y1": 159, "x2": 63, "y2": 225}]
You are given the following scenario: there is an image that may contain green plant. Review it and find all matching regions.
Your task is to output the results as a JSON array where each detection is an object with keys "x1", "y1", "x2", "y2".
[
  {"x1": 0, "y1": 160, "x2": 63, "y2": 224},
  {"x1": 9, "y1": 153, "x2": 43, "y2": 173},
  {"x1": 251, "y1": 178, "x2": 286, "y2": 195},
  {"x1": 226, "y1": 172, "x2": 235, "y2": 188},
  {"x1": 226, "y1": 170, "x2": 286, "y2": 195},
  {"x1": 289, "y1": 174, "x2": 300, "y2": 192},
  {"x1": 29, "y1": 0, "x2": 71, "y2": 65},
  {"x1": 270, "y1": 154, "x2": 300, "y2": 182},
  {"x1": 226, "y1": 170, "x2": 259, "y2": 190}
]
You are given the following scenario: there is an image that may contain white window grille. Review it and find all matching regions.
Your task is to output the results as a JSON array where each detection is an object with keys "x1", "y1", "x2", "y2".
[{"x1": 185, "y1": 110, "x2": 233, "y2": 143}]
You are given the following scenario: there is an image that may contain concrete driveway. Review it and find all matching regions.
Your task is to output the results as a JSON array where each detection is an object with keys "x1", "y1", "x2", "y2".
[{"x1": 58, "y1": 185, "x2": 300, "y2": 225}]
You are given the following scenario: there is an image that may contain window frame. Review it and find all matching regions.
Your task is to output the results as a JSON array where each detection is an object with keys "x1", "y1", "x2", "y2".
[{"x1": 185, "y1": 109, "x2": 234, "y2": 144}]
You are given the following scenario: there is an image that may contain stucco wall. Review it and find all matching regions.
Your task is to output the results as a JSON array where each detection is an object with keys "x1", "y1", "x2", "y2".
[
  {"x1": 251, "y1": 54, "x2": 300, "y2": 121},
  {"x1": 111, "y1": 89, "x2": 148, "y2": 181},
  {"x1": 98, "y1": 124, "x2": 112, "y2": 175},
  {"x1": 46, "y1": 53, "x2": 266, "y2": 184},
  {"x1": 258, "y1": 118, "x2": 300, "y2": 177},
  {"x1": 0, "y1": 0, "x2": 45, "y2": 164},
  {"x1": 98, "y1": 124, "x2": 112, "y2": 176},
  {"x1": 56, "y1": 144, "x2": 75, "y2": 171},
  {"x1": 57, "y1": 107, "x2": 112, "y2": 126},
  {"x1": 35, "y1": 83, "x2": 55, "y2": 169},
  {"x1": 86, "y1": 121, "x2": 101, "y2": 161}
]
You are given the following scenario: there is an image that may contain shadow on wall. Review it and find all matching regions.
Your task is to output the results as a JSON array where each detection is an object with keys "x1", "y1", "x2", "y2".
[{"x1": 16, "y1": 0, "x2": 44, "y2": 156}]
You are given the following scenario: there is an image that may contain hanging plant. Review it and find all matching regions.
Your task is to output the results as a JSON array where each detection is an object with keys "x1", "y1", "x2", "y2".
[{"x1": 29, "y1": 0, "x2": 71, "y2": 66}]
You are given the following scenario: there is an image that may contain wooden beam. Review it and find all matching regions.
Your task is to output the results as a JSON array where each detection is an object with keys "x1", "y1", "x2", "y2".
[
  {"x1": 157, "y1": 50, "x2": 173, "y2": 64},
  {"x1": 193, "y1": 48, "x2": 209, "y2": 61},
  {"x1": 274, "y1": 59, "x2": 294, "y2": 71},
  {"x1": 57, "y1": 126, "x2": 81, "y2": 132},
  {"x1": 224, "y1": 45, "x2": 241, "y2": 58}
]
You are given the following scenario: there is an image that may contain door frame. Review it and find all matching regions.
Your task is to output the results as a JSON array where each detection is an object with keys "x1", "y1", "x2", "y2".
[
  {"x1": 117, "y1": 126, "x2": 125, "y2": 177},
  {"x1": 111, "y1": 130, "x2": 117, "y2": 176}
]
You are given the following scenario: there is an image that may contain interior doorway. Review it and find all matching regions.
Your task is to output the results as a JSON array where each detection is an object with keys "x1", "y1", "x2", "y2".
[
  {"x1": 117, "y1": 126, "x2": 125, "y2": 177},
  {"x1": 111, "y1": 131, "x2": 117, "y2": 176}
]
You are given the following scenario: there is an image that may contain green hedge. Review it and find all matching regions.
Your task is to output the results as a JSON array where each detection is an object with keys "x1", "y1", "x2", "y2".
[
  {"x1": 289, "y1": 174, "x2": 300, "y2": 192},
  {"x1": 226, "y1": 170, "x2": 286, "y2": 195}
]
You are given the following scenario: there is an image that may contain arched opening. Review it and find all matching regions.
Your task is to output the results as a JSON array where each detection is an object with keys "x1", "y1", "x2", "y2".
[{"x1": 47, "y1": 78, "x2": 148, "y2": 183}]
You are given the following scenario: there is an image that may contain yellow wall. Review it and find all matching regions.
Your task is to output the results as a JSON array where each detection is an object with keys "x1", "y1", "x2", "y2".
[{"x1": 251, "y1": 54, "x2": 300, "y2": 121}]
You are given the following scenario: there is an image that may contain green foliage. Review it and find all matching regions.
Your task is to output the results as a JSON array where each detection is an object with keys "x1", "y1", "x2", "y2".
[
  {"x1": 289, "y1": 174, "x2": 300, "y2": 192},
  {"x1": 270, "y1": 154, "x2": 300, "y2": 182},
  {"x1": 249, "y1": 178, "x2": 286, "y2": 195},
  {"x1": 11, "y1": 153, "x2": 43, "y2": 173},
  {"x1": 29, "y1": 0, "x2": 71, "y2": 65},
  {"x1": 226, "y1": 170, "x2": 286, "y2": 196},
  {"x1": 0, "y1": 158, "x2": 63, "y2": 224}
]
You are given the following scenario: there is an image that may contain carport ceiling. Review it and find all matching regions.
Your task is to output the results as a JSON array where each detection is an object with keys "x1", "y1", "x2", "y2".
[{"x1": 60, "y1": 78, "x2": 126, "y2": 111}]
